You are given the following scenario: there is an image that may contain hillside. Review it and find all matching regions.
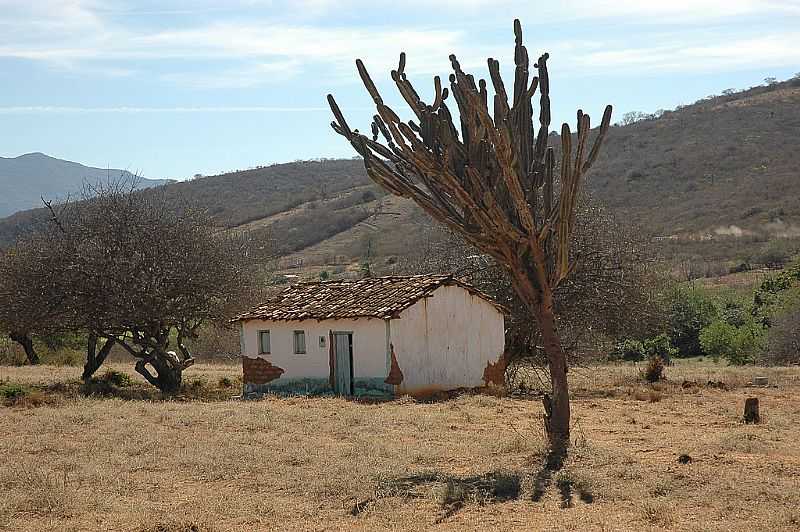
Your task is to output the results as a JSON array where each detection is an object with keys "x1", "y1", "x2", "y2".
[
  {"x1": 0, "y1": 152, "x2": 171, "y2": 217},
  {"x1": 1, "y1": 79, "x2": 799, "y2": 271},
  {"x1": 588, "y1": 82, "x2": 800, "y2": 242}
]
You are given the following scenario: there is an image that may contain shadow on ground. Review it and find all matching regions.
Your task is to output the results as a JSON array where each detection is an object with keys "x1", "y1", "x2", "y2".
[
  {"x1": 351, "y1": 450, "x2": 594, "y2": 522},
  {"x1": 531, "y1": 447, "x2": 594, "y2": 508},
  {"x1": 350, "y1": 470, "x2": 522, "y2": 523}
]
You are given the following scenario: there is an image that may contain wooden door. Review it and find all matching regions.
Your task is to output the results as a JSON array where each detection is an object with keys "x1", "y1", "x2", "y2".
[{"x1": 333, "y1": 332, "x2": 353, "y2": 396}]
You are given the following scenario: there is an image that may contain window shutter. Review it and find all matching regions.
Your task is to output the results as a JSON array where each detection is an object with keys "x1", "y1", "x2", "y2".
[
  {"x1": 293, "y1": 330, "x2": 306, "y2": 354},
  {"x1": 259, "y1": 331, "x2": 270, "y2": 354}
]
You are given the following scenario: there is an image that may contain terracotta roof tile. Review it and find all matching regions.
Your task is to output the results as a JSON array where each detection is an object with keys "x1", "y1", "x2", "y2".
[{"x1": 233, "y1": 275, "x2": 505, "y2": 322}]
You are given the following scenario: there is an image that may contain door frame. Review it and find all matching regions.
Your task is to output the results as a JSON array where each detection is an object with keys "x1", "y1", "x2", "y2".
[{"x1": 332, "y1": 331, "x2": 354, "y2": 396}]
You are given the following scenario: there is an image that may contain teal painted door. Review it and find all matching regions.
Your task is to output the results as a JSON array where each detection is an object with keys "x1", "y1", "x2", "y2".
[{"x1": 333, "y1": 332, "x2": 353, "y2": 396}]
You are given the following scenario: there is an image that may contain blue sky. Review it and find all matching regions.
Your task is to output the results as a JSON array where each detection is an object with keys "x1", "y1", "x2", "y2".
[{"x1": 1, "y1": 0, "x2": 799, "y2": 180}]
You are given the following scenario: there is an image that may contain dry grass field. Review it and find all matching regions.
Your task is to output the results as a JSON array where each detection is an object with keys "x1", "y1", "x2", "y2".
[{"x1": 1, "y1": 360, "x2": 799, "y2": 531}]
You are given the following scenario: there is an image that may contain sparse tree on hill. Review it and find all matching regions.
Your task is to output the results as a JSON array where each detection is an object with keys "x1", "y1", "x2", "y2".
[
  {"x1": 327, "y1": 19, "x2": 612, "y2": 449},
  {"x1": 619, "y1": 111, "x2": 646, "y2": 125}
]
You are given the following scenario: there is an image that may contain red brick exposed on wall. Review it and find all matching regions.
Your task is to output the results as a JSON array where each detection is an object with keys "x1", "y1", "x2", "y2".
[
  {"x1": 482, "y1": 353, "x2": 507, "y2": 387},
  {"x1": 242, "y1": 356, "x2": 285, "y2": 384},
  {"x1": 384, "y1": 343, "x2": 404, "y2": 386}
]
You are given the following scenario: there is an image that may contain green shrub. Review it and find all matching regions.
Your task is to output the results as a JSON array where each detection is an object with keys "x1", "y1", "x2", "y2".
[
  {"x1": 699, "y1": 320, "x2": 739, "y2": 362},
  {"x1": 643, "y1": 334, "x2": 678, "y2": 364},
  {"x1": 609, "y1": 339, "x2": 646, "y2": 361},
  {"x1": 0, "y1": 382, "x2": 30, "y2": 399},
  {"x1": 668, "y1": 287, "x2": 718, "y2": 357},
  {"x1": 699, "y1": 319, "x2": 763, "y2": 365},
  {"x1": 754, "y1": 259, "x2": 800, "y2": 320}
]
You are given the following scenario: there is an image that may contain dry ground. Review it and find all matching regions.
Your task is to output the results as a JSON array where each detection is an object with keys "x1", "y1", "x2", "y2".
[{"x1": 1, "y1": 360, "x2": 799, "y2": 531}]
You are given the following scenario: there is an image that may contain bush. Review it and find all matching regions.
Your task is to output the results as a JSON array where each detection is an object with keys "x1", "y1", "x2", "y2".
[
  {"x1": 699, "y1": 319, "x2": 763, "y2": 365},
  {"x1": 101, "y1": 369, "x2": 133, "y2": 387},
  {"x1": 0, "y1": 382, "x2": 30, "y2": 399},
  {"x1": 668, "y1": 287, "x2": 718, "y2": 357},
  {"x1": 699, "y1": 320, "x2": 739, "y2": 362},
  {"x1": 642, "y1": 355, "x2": 665, "y2": 383},
  {"x1": 609, "y1": 339, "x2": 645, "y2": 361},
  {"x1": 643, "y1": 334, "x2": 678, "y2": 364}
]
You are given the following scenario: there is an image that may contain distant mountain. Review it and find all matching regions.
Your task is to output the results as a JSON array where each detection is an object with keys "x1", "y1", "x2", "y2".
[{"x1": 0, "y1": 152, "x2": 172, "y2": 217}]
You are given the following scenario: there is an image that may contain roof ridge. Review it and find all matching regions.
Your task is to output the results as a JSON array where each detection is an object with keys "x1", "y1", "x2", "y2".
[{"x1": 292, "y1": 273, "x2": 453, "y2": 286}]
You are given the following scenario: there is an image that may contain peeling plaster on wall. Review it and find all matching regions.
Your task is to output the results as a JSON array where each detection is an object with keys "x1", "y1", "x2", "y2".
[
  {"x1": 482, "y1": 353, "x2": 507, "y2": 387},
  {"x1": 384, "y1": 343, "x2": 404, "y2": 385},
  {"x1": 242, "y1": 356, "x2": 285, "y2": 384}
]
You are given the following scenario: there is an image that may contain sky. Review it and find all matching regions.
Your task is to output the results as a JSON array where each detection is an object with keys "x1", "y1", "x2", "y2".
[{"x1": 1, "y1": 0, "x2": 799, "y2": 180}]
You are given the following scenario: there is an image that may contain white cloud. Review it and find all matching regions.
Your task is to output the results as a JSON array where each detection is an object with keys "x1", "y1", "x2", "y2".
[
  {"x1": 548, "y1": 0, "x2": 800, "y2": 21},
  {"x1": 569, "y1": 32, "x2": 800, "y2": 73},
  {"x1": 1, "y1": 0, "x2": 799, "y2": 87}
]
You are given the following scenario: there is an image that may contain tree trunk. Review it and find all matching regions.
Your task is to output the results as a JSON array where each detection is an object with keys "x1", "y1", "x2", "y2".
[
  {"x1": 510, "y1": 266, "x2": 571, "y2": 449},
  {"x1": 9, "y1": 331, "x2": 39, "y2": 365},
  {"x1": 82, "y1": 335, "x2": 116, "y2": 381},
  {"x1": 134, "y1": 351, "x2": 184, "y2": 393},
  {"x1": 538, "y1": 306, "x2": 570, "y2": 450}
]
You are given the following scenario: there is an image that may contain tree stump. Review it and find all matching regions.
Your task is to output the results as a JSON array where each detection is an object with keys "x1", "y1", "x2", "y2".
[{"x1": 743, "y1": 397, "x2": 760, "y2": 424}]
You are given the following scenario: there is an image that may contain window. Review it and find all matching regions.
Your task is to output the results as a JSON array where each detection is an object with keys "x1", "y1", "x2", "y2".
[
  {"x1": 258, "y1": 330, "x2": 270, "y2": 354},
  {"x1": 293, "y1": 330, "x2": 306, "y2": 354}
]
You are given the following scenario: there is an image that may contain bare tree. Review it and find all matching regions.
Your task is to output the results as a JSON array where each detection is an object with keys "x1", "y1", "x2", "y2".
[
  {"x1": 392, "y1": 196, "x2": 667, "y2": 369},
  {"x1": 763, "y1": 308, "x2": 800, "y2": 365},
  {"x1": 327, "y1": 19, "x2": 612, "y2": 448},
  {"x1": 3, "y1": 182, "x2": 257, "y2": 390},
  {"x1": 56, "y1": 184, "x2": 255, "y2": 391}
]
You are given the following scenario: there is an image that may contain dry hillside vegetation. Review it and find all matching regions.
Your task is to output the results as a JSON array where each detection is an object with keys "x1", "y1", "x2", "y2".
[
  {"x1": 1, "y1": 80, "x2": 799, "y2": 267},
  {"x1": 588, "y1": 82, "x2": 800, "y2": 240},
  {"x1": 1, "y1": 361, "x2": 799, "y2": 531}
]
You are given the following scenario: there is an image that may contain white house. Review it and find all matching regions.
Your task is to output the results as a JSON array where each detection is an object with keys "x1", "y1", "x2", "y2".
[{"x1": 233, "y1": 275, "x2": 507, "y2": 398}]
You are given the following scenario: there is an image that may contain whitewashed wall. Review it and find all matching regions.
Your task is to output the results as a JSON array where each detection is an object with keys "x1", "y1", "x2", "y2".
[
  {"x1": 389, "y1": 285, "x2": 505, "y2": 395},
  {"x1": 241, "y1": 317, "x2": 388, "y2": 381}
]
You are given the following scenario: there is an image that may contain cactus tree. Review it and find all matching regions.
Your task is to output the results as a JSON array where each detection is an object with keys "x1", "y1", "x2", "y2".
[{"x1": 327, "y1": 19, "x2": 612, "y2": 449}]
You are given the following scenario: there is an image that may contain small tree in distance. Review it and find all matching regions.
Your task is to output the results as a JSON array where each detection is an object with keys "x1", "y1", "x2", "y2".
[{"x1": 327, "y1": 19, "x2": 612, "y2": 450}]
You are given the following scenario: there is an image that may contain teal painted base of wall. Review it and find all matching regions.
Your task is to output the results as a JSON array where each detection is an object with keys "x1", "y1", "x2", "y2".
[{"x1": 244, "y1": 377, "x2": 392, "y2": 398}]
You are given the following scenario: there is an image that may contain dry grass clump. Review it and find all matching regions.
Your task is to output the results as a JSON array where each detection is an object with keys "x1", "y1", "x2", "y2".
[{"x1": 640, "y1": 500, "x2": 676, "y2": 527}]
